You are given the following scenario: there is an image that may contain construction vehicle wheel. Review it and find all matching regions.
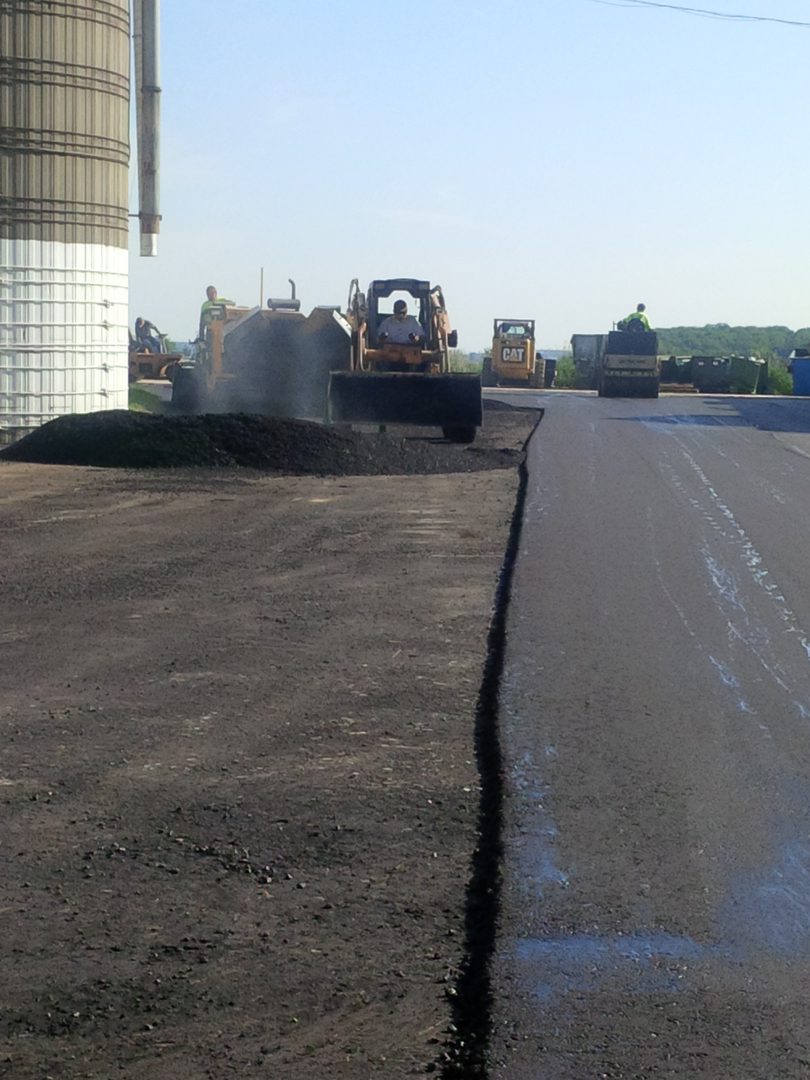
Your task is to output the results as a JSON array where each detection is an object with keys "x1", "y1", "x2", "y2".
[
  {"x1": 528, "y1": 361, "x2": 544, "y2": 389},
  {"x1": 171, "y1": 366, "x2": 206, "y2": 414},
  {"x1": 442, "y1": 425, "x2": 476, "y2": 444},
  {"x1": 481, "y1": 357, "x2": 497, "y2": 387}
]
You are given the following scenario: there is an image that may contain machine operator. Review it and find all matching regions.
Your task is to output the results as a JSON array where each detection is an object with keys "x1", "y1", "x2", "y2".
[
  {"x1": 618, "y1": 303, "x2": 651, "y2": 332},
  {"x1": 377, "y1": 300, "x2": 425, "y2": 345},
  {"x1": 199, "y1": 285, "x2": 234, "y2": 338}
]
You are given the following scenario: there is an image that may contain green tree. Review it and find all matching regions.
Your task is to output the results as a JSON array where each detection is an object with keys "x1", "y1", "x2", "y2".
[
  {"x1": 657, "y1": 325, "x2": 801, "y2": 361},
  {"x1": 448, "y1": 349, "x2": 481, "y2": 373},
  {"x1": 553, "y1": 354, "x2": 577, "y2": 388}
]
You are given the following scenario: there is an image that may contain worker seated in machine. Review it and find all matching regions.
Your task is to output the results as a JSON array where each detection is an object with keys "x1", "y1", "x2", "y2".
[
  {"x1": 377, "y1": 299, "x2": 426, "y2": 345},
  {"x1": 134, "y1": 317, "x2": 164, "y2": 353},
  {"x1": 198, "y1": 285, "x2": 234, "y2": 340},
  {"x1": 617, "y1": 303, "x2": 651, "y2": 332}
]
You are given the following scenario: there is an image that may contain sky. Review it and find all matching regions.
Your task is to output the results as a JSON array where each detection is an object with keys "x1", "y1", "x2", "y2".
[{"x1": 128, "y1": 0, "x2": 810, "y2": 352}]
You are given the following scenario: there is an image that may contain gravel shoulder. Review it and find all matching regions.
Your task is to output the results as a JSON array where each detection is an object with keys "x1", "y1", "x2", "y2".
[{"x1": 0, "y1": 407, "x2": 538, "y2": 1079}]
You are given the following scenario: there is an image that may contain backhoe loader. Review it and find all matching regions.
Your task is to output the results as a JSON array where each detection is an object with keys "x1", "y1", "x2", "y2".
[
  {"x1": 128, "y1": 321, "x2": 184, "y2": 384},
  {"x1": 328, "y1": 279, "x2": 482, "y2": 443}
]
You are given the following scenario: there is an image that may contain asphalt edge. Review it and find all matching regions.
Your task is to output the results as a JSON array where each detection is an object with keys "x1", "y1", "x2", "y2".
[{"x1": 439, "y1": 407, "x2": 544, "y2": 1078}]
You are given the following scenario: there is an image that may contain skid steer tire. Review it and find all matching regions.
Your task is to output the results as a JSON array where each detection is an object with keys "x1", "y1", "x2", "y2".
[
  {"x1": 442, "y1": 425, "x2": 477, "y2": 444},
  {"x1": 528, "y1": 361, "x2": 545, "y2": 389},
  {"x1": 481, "y1": 357, "x2": 497, "y2": 388}
]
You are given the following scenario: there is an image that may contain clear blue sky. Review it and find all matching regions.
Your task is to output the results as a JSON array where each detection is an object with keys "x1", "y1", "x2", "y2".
[{"x1": 128, "y1": 0, "x2": 810, "y2": 351}]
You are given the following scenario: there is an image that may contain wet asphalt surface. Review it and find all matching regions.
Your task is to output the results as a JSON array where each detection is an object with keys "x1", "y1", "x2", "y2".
[{"x1": 489, "y1": 391, "x2": 810, "y2": 1078}]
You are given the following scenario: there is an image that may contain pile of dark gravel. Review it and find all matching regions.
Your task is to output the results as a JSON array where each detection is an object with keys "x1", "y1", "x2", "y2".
[{"x1": 0, "y1": 409, "x2": 524, "y2": 475}]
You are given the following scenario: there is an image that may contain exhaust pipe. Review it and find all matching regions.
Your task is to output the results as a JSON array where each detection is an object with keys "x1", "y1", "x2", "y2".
[{"x1": 133, "y1": 0, "x2": 161, "y2": 256}]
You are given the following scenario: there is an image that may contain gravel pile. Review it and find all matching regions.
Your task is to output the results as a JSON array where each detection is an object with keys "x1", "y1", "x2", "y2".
[{"x1": 0, "y1": 409, "x2": 525, "y2": 475}]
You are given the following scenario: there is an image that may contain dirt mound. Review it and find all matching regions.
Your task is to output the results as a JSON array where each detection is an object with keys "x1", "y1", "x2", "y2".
[{"x1": 0, "y1": 409, "x2": 528, "y2": 475}]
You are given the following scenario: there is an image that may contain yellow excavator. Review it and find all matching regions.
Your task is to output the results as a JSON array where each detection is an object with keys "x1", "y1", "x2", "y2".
[{"x1": 328, "y1": 278, "x2": 482, "y2": 443}]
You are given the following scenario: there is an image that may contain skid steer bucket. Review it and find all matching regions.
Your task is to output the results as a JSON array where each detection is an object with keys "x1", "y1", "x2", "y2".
[{"x1": 328, "y1": 372, "x2": 483, "y2": 435}]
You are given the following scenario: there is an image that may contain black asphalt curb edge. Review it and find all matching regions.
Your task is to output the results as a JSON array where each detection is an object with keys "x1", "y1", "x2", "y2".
[{"x1": 439, "y1": 407, "x2": 544, "y2": 1078}]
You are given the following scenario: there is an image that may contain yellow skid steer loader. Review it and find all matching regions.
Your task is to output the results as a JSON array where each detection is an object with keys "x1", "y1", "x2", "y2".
[{"x1": 328, "y1": 278, "x2": 482, "y2": 443}]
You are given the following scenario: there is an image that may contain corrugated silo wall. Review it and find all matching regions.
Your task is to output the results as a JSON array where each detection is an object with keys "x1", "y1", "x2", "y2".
[{"x1": 0, "y1": 0, "x2": 130, "y2": 442}]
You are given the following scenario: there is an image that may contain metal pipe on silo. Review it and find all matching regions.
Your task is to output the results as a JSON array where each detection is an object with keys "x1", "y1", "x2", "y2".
[
  {"x1": 0, "y1": 0, "x2": 131, "y2": 443},
  {"x1": 134, "y1": 0, "x2": 161, "y2": 257}
]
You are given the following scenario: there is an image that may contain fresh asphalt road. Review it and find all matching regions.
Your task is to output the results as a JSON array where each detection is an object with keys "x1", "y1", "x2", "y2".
[{"x1": 488, "y1": 391, "x2": 810, "y2": 1079}]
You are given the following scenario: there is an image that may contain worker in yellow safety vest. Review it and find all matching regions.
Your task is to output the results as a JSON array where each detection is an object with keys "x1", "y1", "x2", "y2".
[
  {"x1": 199, "y1": 285, "x2": 234, "y2": 338},
  {"x1": 618, "y1": 303, "x2": 651, "y2": 332}
]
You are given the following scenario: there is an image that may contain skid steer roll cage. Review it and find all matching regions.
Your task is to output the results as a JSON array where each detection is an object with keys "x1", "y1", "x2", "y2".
[
  {"x1": 493, "y1": 319, "x2": 536, "y2": 340},
  {"x1": 346, "y1": 278, "x2": 457, "y2": 373}
]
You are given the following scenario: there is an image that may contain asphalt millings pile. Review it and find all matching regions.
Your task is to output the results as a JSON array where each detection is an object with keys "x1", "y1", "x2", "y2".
[{"x1": 0, "y1": 409, "x2": 526, "y2": 476}]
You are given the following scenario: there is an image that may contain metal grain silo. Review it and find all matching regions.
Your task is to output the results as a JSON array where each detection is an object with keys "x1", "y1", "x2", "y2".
[{"x1": 0, "y1": 0, "x2": 131, "y2": 442}]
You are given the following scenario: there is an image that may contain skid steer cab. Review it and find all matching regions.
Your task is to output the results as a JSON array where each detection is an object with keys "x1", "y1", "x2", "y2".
[
  {"x1": 483, "y1": 319, "x2": 545, "y2": 388},
  {"x1": 328, "y1": 278, "x2": 482, "y2": 443}
]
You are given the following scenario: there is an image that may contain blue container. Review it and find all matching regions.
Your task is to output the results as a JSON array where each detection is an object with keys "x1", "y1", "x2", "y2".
[{"x1": 792, "y1": 358, "x2": 810, "y2": 396}]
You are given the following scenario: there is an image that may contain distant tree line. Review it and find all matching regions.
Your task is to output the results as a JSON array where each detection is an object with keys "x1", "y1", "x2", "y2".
[{"x1": 657, "y1": 324, "x2": 810, "y2": 362}]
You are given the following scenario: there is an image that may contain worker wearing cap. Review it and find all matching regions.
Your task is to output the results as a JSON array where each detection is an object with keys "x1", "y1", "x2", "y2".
[
  {"x1": 377, "y1": 300, "x2": 426, "y2": 345},
  {"x1": 619, "y1": 303, "x2": 651, "y2": 331}
]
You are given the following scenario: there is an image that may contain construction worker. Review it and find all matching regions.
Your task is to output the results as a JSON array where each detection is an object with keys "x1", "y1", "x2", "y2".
[
  {"x1": 377, "y1": 299, "x2": 425, "y2": 345},
  {"x1": 134, "y1": 316, "x2": 163, "y2": 353},
  {"x1": 199, "y1": 285, "x2": 234, "y2": 338},
  {"x1": 618, "y1": 303, "x2": 651, "y2": 332}
]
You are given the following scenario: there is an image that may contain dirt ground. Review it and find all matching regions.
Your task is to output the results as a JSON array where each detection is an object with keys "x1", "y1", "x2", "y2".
[{"x1": 0, "y1": 407, "x2": 538, "y2": 1079}]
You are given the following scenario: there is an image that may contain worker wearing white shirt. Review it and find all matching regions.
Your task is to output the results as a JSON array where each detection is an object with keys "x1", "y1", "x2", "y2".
[{"x1": 377, "y1": 300, "x2": 426, "y2": 345}]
